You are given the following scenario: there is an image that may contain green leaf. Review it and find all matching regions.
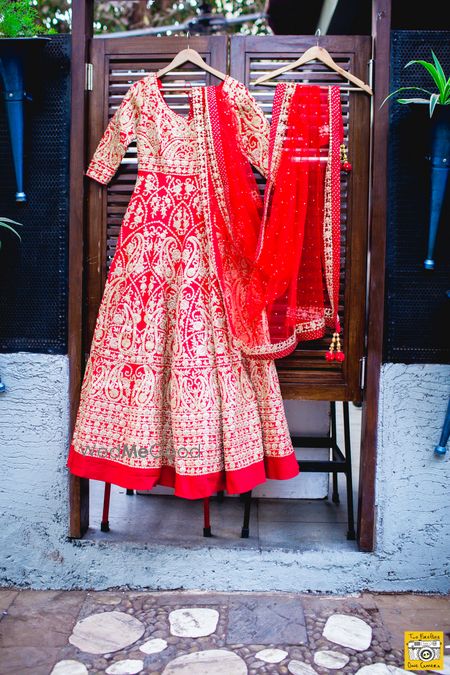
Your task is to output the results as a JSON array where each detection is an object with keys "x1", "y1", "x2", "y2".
[
  {"x1": 0, "y1": 222, "x2": 22, "y2": 240},
  {"x1": 429, "y1": 92, "x2": 440, "y2": 117},
  {"x1": 0, "y1": 217, "x2": 23, "y2": 226},
  {"x1": 0, "y1": 0, "x2": 50, "y2": 37},
  {"x1": 441, "y1": 76, "x2": 450, "y2": 104},
  {"x1": 431, "y1": 51, "x2": 446, "y2": 87},
  {"x1": 396, "y1": 98, "x2": 430, "y2": 104},
  {"x1": 380, "y1": 86, "x2": 433, "y2": 108},
  {"x1": 405, "y1": 59, "x2": 444, "y2": 94}
]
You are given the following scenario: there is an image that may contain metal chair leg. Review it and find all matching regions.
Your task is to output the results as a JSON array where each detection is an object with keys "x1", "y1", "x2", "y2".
[
  {"x1": 101, "y1": 482, "x2": 111, "y2": 532},
  {"x1": 343, "y1": 402, "x2": 356, "y2": 540},
  {"x1": 203, "y1": 497, "x2": 212, "y2": 537},
  {"x1": 126, "y1": 489, "x2": 134, "y2": 495},
  {"x1": 241, "y1": 490, "x2": 252, "y2": 538},
  {"x1": 330, "y1": 401, "x2": 340, "y2": 504}
]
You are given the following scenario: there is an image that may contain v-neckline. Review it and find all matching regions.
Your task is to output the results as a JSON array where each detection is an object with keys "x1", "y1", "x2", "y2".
[{"x1": 150, "y1": 73, "x2": 231, "y2": 125}]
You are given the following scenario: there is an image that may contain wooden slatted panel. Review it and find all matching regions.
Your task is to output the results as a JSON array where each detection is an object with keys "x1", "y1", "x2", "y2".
[{"x1": 230, "y1": 36, "x2": 371, "y2": 401}]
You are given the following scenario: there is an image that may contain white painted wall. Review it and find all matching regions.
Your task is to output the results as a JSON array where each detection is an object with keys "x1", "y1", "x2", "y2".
[{"x1": 0, "y1": 354, "x2": 449, "y2": 593}]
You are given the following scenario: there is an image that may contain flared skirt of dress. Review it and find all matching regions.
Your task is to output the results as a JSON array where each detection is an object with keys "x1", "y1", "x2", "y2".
[{"x1": 67, "y1": 170, "x2": 298, "y2": 498}]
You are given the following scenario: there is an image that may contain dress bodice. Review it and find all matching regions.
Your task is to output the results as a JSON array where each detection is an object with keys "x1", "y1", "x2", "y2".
[
  {"x1": 86, "y1": 73, "x2": 270, "y2": 184},
  {"x1": 136, "y1": 74, "x2": 200, "y2": 175}
]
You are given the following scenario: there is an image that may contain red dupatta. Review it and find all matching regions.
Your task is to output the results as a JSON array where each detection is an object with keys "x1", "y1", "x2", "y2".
[
  {"x1": 248, "y1": 83, "x2": 345, "y2": 360},
  {"x1": 192, "y1": 80, "x2": 345, "y2": 361}
]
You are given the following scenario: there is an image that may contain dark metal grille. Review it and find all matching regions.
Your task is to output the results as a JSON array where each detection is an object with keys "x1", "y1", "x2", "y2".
[
  {"x1": 385, "y1": 30, "x2": 450, "y2": 364},
  {"x1": 0, "y1": 35, "x2": 70, "y2": 354}
]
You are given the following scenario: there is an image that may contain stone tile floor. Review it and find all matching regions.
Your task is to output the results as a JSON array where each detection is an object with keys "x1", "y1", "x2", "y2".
[
  {"x1": 0, "y1": 589, "x2": 449, "y2": 674},
  {"x1": 87, "y1": 489, "x2": 359, "y2": 551}
]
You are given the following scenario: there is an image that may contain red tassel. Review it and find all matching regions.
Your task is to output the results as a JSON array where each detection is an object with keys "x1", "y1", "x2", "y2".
[
  {"x1": 325, "y1": 331, "x2": 345, "y2": 362},
  {"x1": 340, "y1": 144, "x2": 352, "y2": 172}
]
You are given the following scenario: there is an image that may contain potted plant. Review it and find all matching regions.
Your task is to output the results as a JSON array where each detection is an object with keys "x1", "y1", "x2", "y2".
[
  {"x1": 0, "y1": 0, "x2": 55, "y2": 202},
  {"x1": 383, "y1": 51, "x2": 450, "y2": 270}
]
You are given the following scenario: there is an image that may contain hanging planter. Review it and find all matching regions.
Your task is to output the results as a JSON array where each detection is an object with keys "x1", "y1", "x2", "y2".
[
  {"x1": 425, "y1": 104, "x2": 450, "y2": 269},
  {"x1": 383, "y1": 51, "x2": 450, "y2": 270},
  {"x1": 0, "y1": 1, "x2": 54, "y2": 202}
]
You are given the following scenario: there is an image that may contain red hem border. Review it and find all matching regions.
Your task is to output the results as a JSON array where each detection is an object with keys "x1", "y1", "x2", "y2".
[{"x1": 67, "y1": 445, "x2": 299, "y2": 500}]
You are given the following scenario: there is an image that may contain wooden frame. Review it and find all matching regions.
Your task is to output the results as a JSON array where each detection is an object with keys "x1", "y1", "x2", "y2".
[
  {"x1": 68, "y1": 0, "x2": 93, "y2": 538},
  {"x1": 68, "y1": 0, "x2": 392, "y2": 551},
  {"x1": 358, "y1": 0, "x2": 391, "y2": 551}
]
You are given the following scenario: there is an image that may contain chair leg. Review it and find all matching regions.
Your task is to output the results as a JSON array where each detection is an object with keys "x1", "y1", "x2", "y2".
[
  {"x1": 241, "y1": 490, "x2": 252, "y2": 538},
  {"x1": 101, "y1": 482, "x2": 111, "y2": 532},
  {"x1": 126, "y1": 489, "x2": 134, "y2": 496},
  {"x1": 330, "y1": 401, "x2": 340, "y2": 504},
  {"x1": 343, "y1": 402, "x2": 356, "y2": 540},
  {"x1": 216, "y1": 490, "x2": 225, "y2": 503},
  {"x1": 203, "y1": 497, "x2": 212, "y2": 537}
]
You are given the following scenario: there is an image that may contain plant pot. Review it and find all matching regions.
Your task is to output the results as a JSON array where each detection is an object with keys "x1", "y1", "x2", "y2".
[
  {"x1": 424, "y1": 104, "x2": 450, "y2": 270},
  {"x1": 0, "y1": 37, "x2": 50, "y2": 202}
]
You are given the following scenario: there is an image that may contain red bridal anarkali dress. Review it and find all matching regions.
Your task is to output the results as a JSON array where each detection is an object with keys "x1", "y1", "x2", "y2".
[{"x1": 67, "y1": 73, "x2": 299, "y2": 499}]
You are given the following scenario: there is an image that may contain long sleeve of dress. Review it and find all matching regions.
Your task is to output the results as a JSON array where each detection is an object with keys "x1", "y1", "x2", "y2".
[
  {"x1": 226, "y1": 80, "x2": 270, "y2": 178},
  {"x1": 86, "y1": 80, "x2": 141, "y2": 185}
]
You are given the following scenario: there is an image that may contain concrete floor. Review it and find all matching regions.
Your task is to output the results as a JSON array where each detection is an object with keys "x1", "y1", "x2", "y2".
[{"x1": 86, "y1": 405, "x2": 362, "y2": 551}]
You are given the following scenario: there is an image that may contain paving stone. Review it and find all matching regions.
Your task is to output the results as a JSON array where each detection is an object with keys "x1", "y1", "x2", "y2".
[
  {"x1": 0, "y1": 646, "x2": 63, "y2": 674},
  {"x1": 50, "y1": 660, "x2": 89, "y2": 675},
  {"x1": 69, "y1": 611, "x2": 145, "y2": 654},
  {"x1": 430, "y1": 656, "x2": 450, "y2": 675},
  {"x1": 105, "y1": 659, "x2": 144, "y2": 674},
  {"x1": 355, "y1": 594, "x2": 380, "y2": 610},
  {"x1": 0, "y1": 590, "x2": 85, "y2": 647},
  {"x1": 156, "y1": 592, "x2": 229, "y2": 605},
  {"x1": 355, "y1": 665, "x2": 408, "y2": 674},
  {"x1": 378, "y1": 606, "x2": 450, "y2": 649},
  {"x1": 0, "y1": 589, "x2": 19, "y2": 615},
  {"x1": 139, "y1": 638, "x2": 168, "y2": 654},
  {"x1": 162, "y1": 649, "x2": 247, "y2": 674},
  {"x1": 90, "y1": 593, "x2": 123, "y2": 606},
  {"x1": 169, "y1": 608, "x2": 219, "y2": 637},
  {"x1": 323, "y1": 613, "x2": 372, "y2": 651},
  {"x1": 372, "y1": 593, "x2": 450, "y2": 610},
  {"x1": 313, "y1": 649, "x2": 349, "y2": 669},
  {"x1": 255, "y1": 648, "x2": 288, "y2": 663},
  {"x1": 227, "y1": 596, "x2": 307, "y2": 645},
  {"x1": 287, "y1": 660, "x2": 318, "y2": 675}
]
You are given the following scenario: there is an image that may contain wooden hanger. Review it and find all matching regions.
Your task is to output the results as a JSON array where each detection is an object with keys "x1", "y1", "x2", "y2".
[
  {"x1": 254, "y1": 44, "x2": 373, "y2": 95},
  {"x1": 157, "y1": 35, "x2": 227, "y2": 82}
]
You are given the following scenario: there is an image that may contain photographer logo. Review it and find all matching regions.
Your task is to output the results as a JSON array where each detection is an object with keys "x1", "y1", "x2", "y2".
[{"x1": 404, "y1": 631, "x2": 443, "y2": 671}]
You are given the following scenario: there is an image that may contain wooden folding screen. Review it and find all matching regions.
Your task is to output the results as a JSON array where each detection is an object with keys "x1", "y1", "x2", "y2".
[{"x1": 84, "y1": 34, "x2": 371, "y2": 404}]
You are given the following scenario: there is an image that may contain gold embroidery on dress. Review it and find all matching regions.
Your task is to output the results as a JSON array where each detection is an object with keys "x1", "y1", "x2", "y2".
[{"x1": 73, "y1": 77, "x2": 294, "y2": 477}]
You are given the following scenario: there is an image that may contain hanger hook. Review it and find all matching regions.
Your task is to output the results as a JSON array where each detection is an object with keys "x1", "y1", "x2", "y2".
[
  {"x1": 186, "y1": 30, "x2": 190, "y2": 50},
  {"x1": 315, "y1": 28, "x2": 321, "y2": 47}
]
